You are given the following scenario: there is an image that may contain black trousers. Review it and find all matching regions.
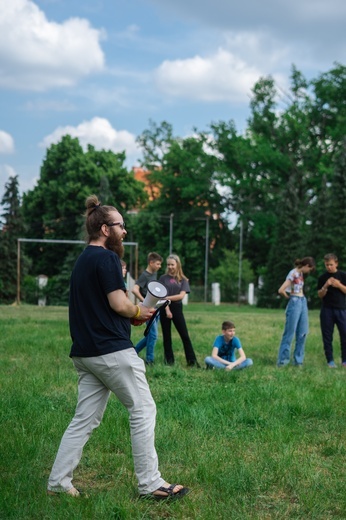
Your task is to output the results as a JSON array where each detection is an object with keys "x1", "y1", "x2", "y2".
[
  {"x1": 320, "y1": 306, "x2": 346, "y2": 363},
  {"x1": 160, "y1": 301, "x2": 197, "y2": 364}
]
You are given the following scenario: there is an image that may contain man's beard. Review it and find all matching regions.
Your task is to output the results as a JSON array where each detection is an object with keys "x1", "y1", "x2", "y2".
[{"x1": 105, "y1": 230, "x2": 124, "y2": 258}]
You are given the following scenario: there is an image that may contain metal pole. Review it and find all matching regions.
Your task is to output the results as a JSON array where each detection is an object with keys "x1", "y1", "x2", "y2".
[
  {"x1": 238, "y1": 219, "x2": 243, "y2": 303},
  {"x1": 204, "y1": 217, "x2": 210, "y2": 303},
  {"x1": 135, "y1": 242, "x2": 138, "y2": 282},
  {"x1": 169, "y1": 213, "x2": 174, "y2": 254},
  {"x1": 17, "y1": 239, "x2": 20, "y2": 305}
]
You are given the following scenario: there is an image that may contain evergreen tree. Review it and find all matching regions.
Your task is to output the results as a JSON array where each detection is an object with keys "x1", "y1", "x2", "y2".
[
  {"x1": 0, "y1": 176, "x2": 27, "y2": 303},
  {"x1": 327, "y1": 139, "x2": 346, "y2": 263}
]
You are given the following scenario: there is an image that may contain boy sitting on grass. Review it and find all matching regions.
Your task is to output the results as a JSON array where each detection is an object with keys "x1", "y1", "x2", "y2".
[{"x1": 205, "y1": 320, "x2": 253, "y2": 370}]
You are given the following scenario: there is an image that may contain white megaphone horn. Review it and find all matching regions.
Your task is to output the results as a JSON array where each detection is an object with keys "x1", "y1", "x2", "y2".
[{"x1": 142, "y1": 281, "x2": 168, "y2": 308}]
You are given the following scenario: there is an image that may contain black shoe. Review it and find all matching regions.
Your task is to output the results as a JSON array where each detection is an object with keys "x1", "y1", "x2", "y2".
[{"x1": 145, "y1": 360, "x2": 154, "y2": 366}]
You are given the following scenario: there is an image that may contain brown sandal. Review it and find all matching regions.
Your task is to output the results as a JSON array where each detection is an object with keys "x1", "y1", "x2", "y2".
[
  {"x1": 140, "y1": 484, "x2": 190, "y2": 501},
  {"x1": 47, "y1": 487, "x2": 80, "y2": 497}
]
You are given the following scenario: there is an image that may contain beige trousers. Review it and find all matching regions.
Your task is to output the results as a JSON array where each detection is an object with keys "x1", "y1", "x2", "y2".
[{"x1": 47, "y1": 349, "x2": 164, "y2": 495}]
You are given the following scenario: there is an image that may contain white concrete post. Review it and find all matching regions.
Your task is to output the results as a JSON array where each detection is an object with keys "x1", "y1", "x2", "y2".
[
  {"x1": 212, "y1": 282, "x2": 220, "y2": 305},
  {"x1": 248, "y1": 283, "x2": 255, "y2": 305}
]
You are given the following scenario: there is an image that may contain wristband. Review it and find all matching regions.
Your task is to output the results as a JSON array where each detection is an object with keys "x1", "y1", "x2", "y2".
[{"x1": 133, "y1": 305, "x2": 141, "y2": 319}]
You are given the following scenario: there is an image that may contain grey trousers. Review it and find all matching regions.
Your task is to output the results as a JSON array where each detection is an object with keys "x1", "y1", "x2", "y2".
[{"x1": 47, "y1": 349, "x2": 164, "y2": 495}]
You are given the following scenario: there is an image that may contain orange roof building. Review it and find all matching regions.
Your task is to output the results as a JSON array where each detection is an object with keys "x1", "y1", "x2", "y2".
[{"x1": 132, "y1": 167, "x2": 160, "y2": 201}]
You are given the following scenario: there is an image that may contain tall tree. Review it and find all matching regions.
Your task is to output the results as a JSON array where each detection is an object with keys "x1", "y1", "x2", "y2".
[
  {"x1": 325, "y1": 139, "x2": 346, "y2": 263},
  {"x1": 22, "y1": 135, "x2": 146, "y2": 277},
  {"x1": 210, "y1": 119, "x2": 278, "y2": 274},
  {"x1": 211, "y1": 65, "x2": 346, "y2": 306},
  {"x1": 135, "y1": 123, "x2": 231, "y2": 283},
  {"x1": 257, "y1": 69, "x2": 318, "y2": 304},
  {"x1": 211, "y1": 76, "x2": 286, "y2": 280},
  {"x1": 0, "y1": 176, "x2": 27, "y2": 302}
]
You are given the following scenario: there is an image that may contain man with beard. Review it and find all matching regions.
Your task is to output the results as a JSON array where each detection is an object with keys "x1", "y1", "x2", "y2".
[{"x1": 47, "y1": 195, "x2": 189, "y2": 501}]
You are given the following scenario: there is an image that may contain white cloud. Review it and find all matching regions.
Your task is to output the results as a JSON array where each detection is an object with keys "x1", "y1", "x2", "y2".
[
  {"x1": 150, "y1": 0, "x2": 346, "y2": 36},
  {"x1": 222, "y1": 31, "x2": 288, "y2": 70},
  {"x1": 40, "y1": 117, "x2": 141, "y2": 163},
  {"x1": 0, "y1": 131, "x2": 15, "y2": 154},
  {"x1": 150, "y1": 1, "x2": 346, "y2": 69},
  {"x1": 155, "y1": 47, "x2": 262, "y2": 102},
  {"x1": 0, "y1": 0, "x2": 105, "y2": 91}
]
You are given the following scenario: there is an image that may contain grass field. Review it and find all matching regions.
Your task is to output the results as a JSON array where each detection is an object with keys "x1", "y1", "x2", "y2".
[{"x1": 1, "y1": 303, "x2": 346, "y2": 519}]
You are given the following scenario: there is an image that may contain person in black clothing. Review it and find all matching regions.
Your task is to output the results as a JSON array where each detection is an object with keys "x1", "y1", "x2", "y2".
[
  {"x1": 159, "y1": 254, "x2": 200, "y2": 367},
  {"x1": 317, "y1": 253, "x2": 346, "y2": 368},
  {"x1": 47, "y1": 195, "x2": 189, "y2": 501}
]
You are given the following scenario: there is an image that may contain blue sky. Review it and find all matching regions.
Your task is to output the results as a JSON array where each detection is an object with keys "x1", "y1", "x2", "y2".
[{"x1": 0, "y1": 0, "x2": 345, "y2": 199}]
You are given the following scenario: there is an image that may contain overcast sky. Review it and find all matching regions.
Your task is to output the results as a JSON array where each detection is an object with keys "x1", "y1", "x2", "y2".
[{"x1": 0, "y1": 0, "x2": 345, "y2": 199}]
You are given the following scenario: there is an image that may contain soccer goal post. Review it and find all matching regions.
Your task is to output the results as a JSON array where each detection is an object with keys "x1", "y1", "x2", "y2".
[{"x1": 16, "y1": 238, "x2": 138, "y2": 305}]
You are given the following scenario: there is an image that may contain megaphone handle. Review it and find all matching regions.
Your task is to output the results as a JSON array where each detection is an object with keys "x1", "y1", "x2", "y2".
[{"x1": 144, "y1": 300, "x2": 170, "y2": 337}]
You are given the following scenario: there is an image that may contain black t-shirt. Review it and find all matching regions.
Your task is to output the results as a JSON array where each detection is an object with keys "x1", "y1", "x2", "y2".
[
  {"x1": 69, "y1": 245, "x2": 133, "y2": 357},
  {"x1": 317, "y1": 270, "x2": 346, "y2": 309}
]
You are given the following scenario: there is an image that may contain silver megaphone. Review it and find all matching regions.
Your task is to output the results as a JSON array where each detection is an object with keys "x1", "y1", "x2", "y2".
[{"x1": 142, "y1": 281, "x2": 168, "y2": 308}]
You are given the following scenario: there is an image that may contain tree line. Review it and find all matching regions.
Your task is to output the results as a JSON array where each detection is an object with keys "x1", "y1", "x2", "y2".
[{"x1": 0, "y1": 63, "x2": 345, "y2": 306}]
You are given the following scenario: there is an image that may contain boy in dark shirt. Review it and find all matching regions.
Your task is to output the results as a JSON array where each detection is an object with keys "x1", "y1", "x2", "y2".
[{"x1": 317, "y1": 253, "x2": 346, "y2": 367}]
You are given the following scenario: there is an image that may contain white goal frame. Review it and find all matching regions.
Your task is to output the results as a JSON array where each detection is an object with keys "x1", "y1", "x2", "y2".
[{"x1": 16, "y1": 238, "x2": 138, "y2": 305}]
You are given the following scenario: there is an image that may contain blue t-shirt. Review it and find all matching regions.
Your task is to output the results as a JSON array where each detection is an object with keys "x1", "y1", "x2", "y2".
[
  {"x1": 213, "y1": 335, "x2": 242, "y2": 362},
  {"x1": 69, "y1": 245, "x2": 132, "y2": 357}
]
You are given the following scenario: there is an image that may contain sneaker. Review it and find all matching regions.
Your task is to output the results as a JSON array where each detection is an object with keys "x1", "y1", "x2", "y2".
[
  {"x1": 327, "y1": 361, "x2": 337, "y2": 368},
  {"x1": 342, "y1": 362, "x2": 346, "y2": 368}
]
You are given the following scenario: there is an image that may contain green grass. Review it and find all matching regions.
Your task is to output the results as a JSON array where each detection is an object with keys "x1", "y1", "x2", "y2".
[{"x1": 1, "y1": 303, "x2": 346, "y2": 519}]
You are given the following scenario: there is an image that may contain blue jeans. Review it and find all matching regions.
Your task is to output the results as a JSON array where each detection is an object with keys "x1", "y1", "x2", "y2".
[
  {"x1": 204, "y1": 356, "x2": 253, "y2": 370},
  {"x1": 277, "y1": 296, "x2": 308, "y2": 366},
  {"x1": 135, "y1": 314, "x2": 159, "y2": 363}
]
